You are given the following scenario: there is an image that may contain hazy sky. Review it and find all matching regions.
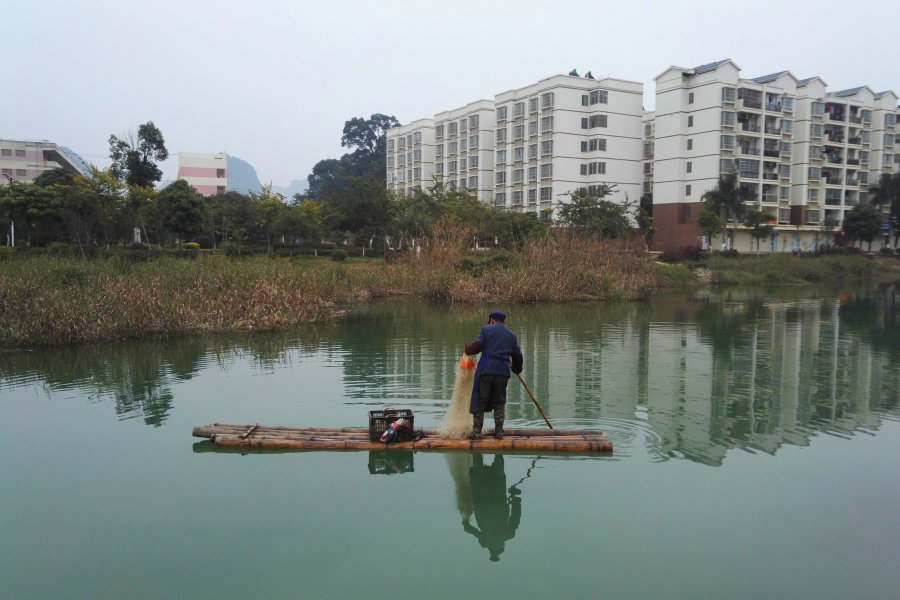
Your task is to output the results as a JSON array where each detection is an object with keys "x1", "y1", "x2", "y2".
[{"x1": 3, "y1": 0, "x2": 897, "y2": 186}]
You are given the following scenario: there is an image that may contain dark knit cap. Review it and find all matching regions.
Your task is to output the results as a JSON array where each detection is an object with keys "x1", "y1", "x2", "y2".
[{"x1": 489, "y1": 311, "x2": 506, "y2": 322}]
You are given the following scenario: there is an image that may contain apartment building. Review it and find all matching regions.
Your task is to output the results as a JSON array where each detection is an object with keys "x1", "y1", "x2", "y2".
[
  {"x1": 386, "y1": 119, "x2": 435, "y2": 195},
  {"x1": 0, "y1": 139, "x2": 84, "y2": 183},
  {"x1": 492, "y1": 74, "x2": 644, "y2": 217},
  {"x1": 177, "y1": 152, "x2": 227, "y2": 195},
  {"x1": 434, "y1": 100, "x2": 495, "y2": 201},
  {"x1": 648, "y1": 59, "x2": 899, "y2": 252}
]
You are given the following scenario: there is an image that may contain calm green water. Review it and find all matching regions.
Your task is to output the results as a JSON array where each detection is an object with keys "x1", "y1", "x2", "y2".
[{"x1": 1, "y1": 285, "x2": 899, "y2": 599}]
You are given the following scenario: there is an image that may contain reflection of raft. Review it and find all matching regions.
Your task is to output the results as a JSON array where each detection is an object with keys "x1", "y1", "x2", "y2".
[{"x1": 192, "y1": 423, "x2": 612, "y2": 452}]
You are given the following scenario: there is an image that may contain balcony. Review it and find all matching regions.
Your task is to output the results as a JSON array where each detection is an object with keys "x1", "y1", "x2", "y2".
[
  {"x1": 739, "y1": 170, "x2": 759, "y2": 179},
  {"x1": 846, "y1": 178, "x2": 859, "y2": 186},
  {"x1": 825, "y1": 197, "x2": 842, "y2": 206},
  {"x1": 740, "y1": 123, "x2": 761, "y2": 133},
  {"x1": 848, "y1": 137, "x2": 862, "y2": 145},
  {"x1": 720, "y1": 163, "x2": 736, "y2": 173},
  {"x1": 765, "y1": 103, "x2": 783, "y2": 112},
  {"x1": 826, "y1": 136, "x2": 845, "y2": 144},
  {"x1": 825, "y1": 177, "x2": 843, "y2": 185},
  {"x1": 849, "y1": 116, "x2": 863, "y2": 124},
  {"x1": 740, "y1": 99, "x2": 762, "y2": 110},
  {"x1": 828, "y1": 113, "x2": 846, "y2": 122},
  {"x1": 762, "y1": 173, "x2": 779, "y2": 181},
  {"x1": 847, "y1": 158, "x2": 860, "y2": 165},
  {"x1": 764, "y1": 126, "x2": 781, "y2": 136},
  {"x1": 761, "y1": 194, "x2": 778, "y2": 203},
  {"x1": 827, "y1": 156, "x2": 843, "y2": 164},
  {"x1": 763, "y1": 149, "x2": 780, "y2": 158},
  {"x1": 845, "y1": 198, "x2": 859, "y2": 206},
  {"x1": 740, "y1": 147, "x2": 761, "y2": 156}
]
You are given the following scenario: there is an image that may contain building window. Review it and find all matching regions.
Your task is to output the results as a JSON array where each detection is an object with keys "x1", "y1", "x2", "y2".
[
  {"x1": 811, "y1": 124, "x2": 823, "y2": 138},
  {"x1": 684, "y1": 206, "x2": 691, "y2": 218},
  {"x1": 495, "y1": 172, "x2": 506, "y2": 184},
  {"x1": 860, "y1": 151, "x2": 869, "y2": 163},
  {"x1": 782, "y1": 97, "x2": 794, "y2": 112},
  {"x1": 643, "y1": 181, "x2": 651, "y2": 193},
  {"x1": 861, "y1": 131, "x2": 872, "y2": 144},
  {"x1": 809, "y1": 167, "x2": 821, "y2": 180},
  {"x1": 808, "y1": 189, "x2": 818, "y2": 201},
  {"x1": 469, "y1": 156, "x2": 478, "y2": 168},
  {"x1": 435, "y1": 145, "x2": 443, "y2": 157},
  {"x1": 581, "y1": 141, "x2": 588, "y2": 152},
  {"x1": 496, "y1": 128, "x2": 507, "y2": 143},
  {"x1": 515, "y1": 125, "x2": 524, "y2": 139},
  {"x1": 460, "y1": 139, "x2": 467, "y2": 152},
  {"x1": 811, "y1": 102, "x2": 824, "y2": 116},
  {"x1": 689, "y1": 92, "x2": 695, "y2": 104},
  {"x1": 468, "y1": 176, "x2": 478, "y2": 188},
  {"x1": 469, "y1": 135, "x2": 479, "y2": 148},
  {"x1": 513, "y1": 169, "x2": 523, "y2": 183},
  {"x1": 496, "y1": 107, "x2": 507, "y2": 121},
  {"x1": 645, "y1": 123, "x2": 653, "y2": 136},
  {"x1": 528, "y1": 121, "x2": 538, "y2": 136},
  {"x1": 496, "y1": 150, "x2": 506, "y2": 163},
  {"x1": 387, "y1": 157, "x2": 394, "y2": 168},
  {"x1": 590, "y1": 90, "x2": 608, "y2": 105},
  {"x1": 584, "y1": 162, "x2": 605, "y2": 175},
  {"x1": 588, "y1": 115, "x2": 608, "y2": 128},
  {"x1": 582, "y1": 95, "x2": 589, "y2": 107},
  {"x1": 414, "y1": 150, "x2": 422, "y2": 161},
  {"x1": 687, "y1": 139, "x2": 693, "y2": 151},
  {"x1": 885, "y1": 134, "x2": 896, "y2": 146},
  {"x1": 722, "y1": 87, "x2": 736, "y2": 102},
  {"x1": 449, "y1": 122, "x2": 458, "y2": 135},
  {"x1": 688, "y1": 116, "x2": 694, "y2": 127},
  {"x1": 780, "y1": 164, "x2": 791, "y2": 178},
  {"x1": 541, "y1": 140, "x2": 553, "y2": 154},
  {"x1": 581, "y1": 118, "x2": 589, "y2": 130},
  {"x1": 780, "y1": 186, "x2": 790, "y2": 200},
  {"x1": 540, "y1": 163, "x2": 553, "y2": 178},
  {"x1": 540, "y1": 187, "x2": 552, "y2": 201},
  {"x1": 722, "y1": 112, "x2": 736, "y2": 126},
  {"x1": 540, "y1": 116, "x2": 553, "y2": 132},
  {"x1": 459, "y1": 119, "x2": 467, "y2": 132},
  {"x1": 529, "y1": 98, "x2": 539, "y2": 113},
  {"x1": 216, "y1": 168, "x2": 225, "y2": 178},
  {"x1": 885, "y1": 154, "x2": 894, "y2": 165},
  {"x1": 413, "y1": 132, "x2": 422, "y2": 144},
  {"x1": 686, "y1": 185, "x2": 692, "y2": 196},
  {"x1": 781, "y1": 142, "x2": 791, "y2": 157},
  {"x1": 644, "y1": 162, "x2": 651, "y2": 174},
  {"x1": 514, "y1": 147, "x2": 524, "y2": 161},
  {"x1": 2, "y1": 168, "x2": 12, "y2": 176},
  {"x1": 807, "y1": 210, "x2": 819, "y2": 223},
  {"x1": 217, "y1": 186, "x2": 226, "y2": 194},
  {"x1": 721, "y1": 135, "x2": 734, "y2": 149},
  {"x1": 398, "y1": 138, "x2": 406, "y2": 149},
  {"x1": 527, "y1": 189, "x2": 537, "y2": 204},
  {"x1": 778, "y1": 209, "x2": 790, "y2": 223},
  {"x1": 435, "y1": 125, "x2": 444, "y2": 138},
  {"x1": 407, "y1": 135, "x2": 412, "y2": 145},
  {"x1": 541, "y1": 93, "x2": 554, "y2": 108},
  {"x1": 686, "y1": 161, "x2": 692, "y2": 173},
  {"x1": 469, "y1": 115, "x2": 479, "y2": 129},
  {"x1": 449, "y1": 142, "x2": 457, "y2": 154},
  {"x1": 515, "y1": 102, "x2": 525, "y2": 117},
  {"x1": 527, "y1": 166, "x2": 537, "y2": 181},
  {"x1": 513, "y1": 191, "x2": 523, "y2": 204},
  {"x1": 435, "y1": 163, "x2": 444, "y2": 174},
  {"x1": 528, "y1": 144, "x2": 537, "y2": 159},
  {"x1": 495, "y1": 193, "x2": 506, "y2": 205},
  {"x1": 885, "y1": 114, "x2": 896, "y2": 127},
  {"x1": 0, "y1": 149, "x2": 11, "y2": 156},
  {"x1": 449, "y1": 161, "x2": 457, "y2": 173},
  {"x1": 15, "y1": 149, "x2": 26, "y2": 157},
  {"x1": 782, "y1": 120, "x2": 793, "y2": 134}
]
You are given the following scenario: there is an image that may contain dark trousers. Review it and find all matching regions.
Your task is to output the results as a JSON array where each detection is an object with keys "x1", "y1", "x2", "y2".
[{"x1": 474, "y1": 374, "x2": 508, "y2": 432}]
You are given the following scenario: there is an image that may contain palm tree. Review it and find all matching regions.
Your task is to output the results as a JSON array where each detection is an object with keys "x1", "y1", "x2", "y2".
[{"x1": 701, "y1": 173, "x2": 756, "y2": 250}]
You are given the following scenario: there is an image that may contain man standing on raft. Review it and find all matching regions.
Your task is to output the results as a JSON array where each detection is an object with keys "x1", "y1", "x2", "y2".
[{"x1": 465, "y1": 311, "x2": 524, "y2": 440}]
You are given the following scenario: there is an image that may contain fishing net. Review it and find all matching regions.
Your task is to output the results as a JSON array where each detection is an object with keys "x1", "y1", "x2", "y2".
[
  {"x1": 444, "y1": 452, "x2": 474, "y2": 519},
  {"x1": 437, "y1": 355, "x2": 476, "y2": 439}
]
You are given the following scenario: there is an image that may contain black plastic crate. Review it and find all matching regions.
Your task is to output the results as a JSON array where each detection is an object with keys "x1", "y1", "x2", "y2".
[{"x1": 368, "y1": 408, "x2": 415, "y2": 442}]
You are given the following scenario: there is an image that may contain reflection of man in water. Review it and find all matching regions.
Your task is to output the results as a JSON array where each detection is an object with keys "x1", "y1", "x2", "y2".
[{"x1": 462, "y1": 454, "x2": 522, "y2": 562}]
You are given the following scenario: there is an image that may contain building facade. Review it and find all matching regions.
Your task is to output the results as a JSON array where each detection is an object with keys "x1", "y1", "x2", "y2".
[
  {"x1": 386, "y1": 119, "x2": 435, "y2": 196},
  {"x1": 434, "y1": 100, "x2": 495, "y2": 201},
  {"x1": 647, "y1": 60, "x2": 899, "y2": 252},
  {"x1": 0, "y1": 139, "x2": 84, "y2": 183},
  {"x1": 177, "y1": 152, "x2": 228, "y2": 195}
]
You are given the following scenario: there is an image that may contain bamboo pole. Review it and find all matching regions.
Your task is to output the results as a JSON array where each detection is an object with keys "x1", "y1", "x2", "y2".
[{"x1": 193, "y1": 424, "x2": 602, "y2": 439}]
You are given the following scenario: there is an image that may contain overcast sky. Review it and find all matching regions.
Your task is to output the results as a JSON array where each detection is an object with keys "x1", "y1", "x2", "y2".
[{"x1": 3, "y1": 0, "x2": 897, "y2": 186}]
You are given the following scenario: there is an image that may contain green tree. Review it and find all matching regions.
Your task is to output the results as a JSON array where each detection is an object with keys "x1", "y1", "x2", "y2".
[
  {"x1": 0, "y1": 180, "x2": 64, "y2": 245},
  {"x1": 108, "y1": 121, "x2": 169, "y2": 188},
  {"x1": 743, "y1": 210, "x2": 776, "y2": 255},
  {"x1": 555, "y1": 185, "x2": 634, "y2": 239},
  {"x1": 33, "y1": 167, "x2": 77, "y2": 189},
  {"x1": 701, "y1": 173, "x2": 755, "y2": 249},
  {"x1": 251, "y1": 184, "x2": 287, "y2": 252},
  {"x1": 279, "y1": 198, "x2": 324, "y2": 246},
  {"x1": 325, "y1": 175, "x2": 395, "y2": 241},
  {"x1": 842, "y1": 203, "x2": 884, "y2": 251},
  {"x1": 69, "y1": 167, "x2": 128, "y2": 250},
  {"x1": 698, "y1": 209, "x2": 725, "y2": 249},
  {"x1": 869, "y1": 173, "x2": 900, "y2": 247},
  {"x1": 157, "y1": 180, "x2": 205, "y2": 247}
]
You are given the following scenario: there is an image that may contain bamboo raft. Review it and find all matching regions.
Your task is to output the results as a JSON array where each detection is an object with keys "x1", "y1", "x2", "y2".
[{"x1": 192, "y1": 423, "x2": 612, "y2": 452}]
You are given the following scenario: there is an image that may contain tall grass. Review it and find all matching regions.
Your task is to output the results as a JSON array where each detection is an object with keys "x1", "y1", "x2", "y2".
[
  {"x1": 706, "y1": 254, "x2": 894, "y2": 285},
  {"x1": 0, "y1": 230, "x2": 659, "y2": 346}
]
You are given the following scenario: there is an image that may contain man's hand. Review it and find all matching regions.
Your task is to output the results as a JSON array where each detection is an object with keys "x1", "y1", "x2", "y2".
[{"x1": 465, "y1": 341, "x2": 483, "y2": 356}]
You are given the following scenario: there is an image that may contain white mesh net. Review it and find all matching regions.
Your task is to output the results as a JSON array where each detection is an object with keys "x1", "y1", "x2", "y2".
[{"x1": 437, "y1": 356, "x2": 476, "y2": 439}]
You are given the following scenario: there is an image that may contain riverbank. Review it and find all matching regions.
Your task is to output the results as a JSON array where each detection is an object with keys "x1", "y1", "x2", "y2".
[{"x1": 0, "y1": 241, "x2": 895, "y2": 347}]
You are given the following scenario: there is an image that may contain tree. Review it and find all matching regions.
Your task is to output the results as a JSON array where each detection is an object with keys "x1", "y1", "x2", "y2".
[
  {"x1": 250, "y1": 183, "x2": 286, "y2": 252},
  {"x1": 33, "y1": 167, "x2": 77, "y2": 189},
  {"x1": 743, "y1": 210, "x2": 776, "y2": 255},
  {"x1": 0, "y1": 180, "x2": 64, "y2": 245},
  {"x1": 157, "y1": 180, "x2": 205, "y2": 246},
  {"x1": 869, "y1": 173, "x2": 900, "y2": 247},
  {"x1": 698, "y1": 209, "x2": 725, "y2": 249},
  {"x1": 842, "y1": 203, "x2": 884, "y2": 251},
  {"x1": 324, "y1": 175, "x2": 395, "y2": 241},
  {"x1": 555, "y1": 185, "x2": 634, "y2": 239},
  {"x1": 108, "y1": 121, "x2": 169, "y2": 188},
  {"x1": 701, "y1": 173, "x2": 755, "y2": 250},
  {"x1": 69, "y1": 167, "x2": 128, "y2": 250},
  {"x1": 279, "y1": 198, "x2": 324, "y2": 245}
]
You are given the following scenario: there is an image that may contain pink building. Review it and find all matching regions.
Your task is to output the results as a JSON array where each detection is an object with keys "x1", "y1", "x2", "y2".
[{"x1": 177, "y1": 152, "x2": 227, "y2": 195}]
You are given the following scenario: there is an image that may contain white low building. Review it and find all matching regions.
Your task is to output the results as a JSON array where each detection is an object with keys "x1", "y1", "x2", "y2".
[
  {"x1": 0, "y1": 139, "x2": 84, "y2": 183},
  {"x1": 434, "y1": 100, "x2": 495, "y2": 202}
]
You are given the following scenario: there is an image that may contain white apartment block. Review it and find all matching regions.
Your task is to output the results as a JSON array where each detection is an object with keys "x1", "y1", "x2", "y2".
[
  {"x1": 177, "y1": 152, "x2": 227, "y2": 195},
  {"x1": 0, "y1": 139, "x2": 84, "y2": 183},
  {"x1": 386, "y1": 119, "x2": 435, "y2": 195},
  {"x1": 434, "y1": 100, "x2": 495, "y2": 202},
  {"x1": 492, "y1": 75, "x2": 644, "y2": 217},
  {"x1": 647, "y1": 59, "x2": 899, "y2": 252}
]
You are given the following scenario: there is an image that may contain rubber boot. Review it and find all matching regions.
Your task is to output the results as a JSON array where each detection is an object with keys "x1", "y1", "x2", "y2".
[
  {"x1": 471, "y1": 411, "x2": 484, "y2": 439},
  {"x1": 493, "y1": 405, "x2": 505, "y2": 439}
]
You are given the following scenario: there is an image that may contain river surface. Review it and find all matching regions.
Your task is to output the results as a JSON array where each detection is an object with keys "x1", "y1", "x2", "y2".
[{"x1": 2, "y1": 284, "x2": 899, "y2": 599}]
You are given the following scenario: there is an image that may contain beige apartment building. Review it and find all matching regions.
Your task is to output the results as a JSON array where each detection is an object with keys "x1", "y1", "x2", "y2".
[{"x1": 0, "y1": 139, "x2": 84, "y2": 183}]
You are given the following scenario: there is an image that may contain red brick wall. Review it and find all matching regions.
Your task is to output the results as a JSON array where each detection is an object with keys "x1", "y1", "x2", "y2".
[{"x1": 653, "y1": 202, "x2": 708, "y2": 252}]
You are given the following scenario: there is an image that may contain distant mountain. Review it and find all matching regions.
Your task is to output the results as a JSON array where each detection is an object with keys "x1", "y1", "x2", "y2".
[
  {"x1": 225, "y1": 154, "x2": 262, "y2": 195},
  {"x1": 272, "y1": 179, "x2": 308, "y2": 198}
]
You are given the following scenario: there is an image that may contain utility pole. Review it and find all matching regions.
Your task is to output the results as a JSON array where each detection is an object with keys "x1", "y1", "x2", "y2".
[{"x1": 3, "y1": 173, "x2": 13, "y2": 246}]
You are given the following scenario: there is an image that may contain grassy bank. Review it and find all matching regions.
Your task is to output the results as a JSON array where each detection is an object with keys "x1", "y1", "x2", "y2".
[
  {"x1": 706, "y1": 254, "x2": 895, "y2": 285},
  {"x1": 0, "y1": 234, "x2": 657, "y2": 347}
]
